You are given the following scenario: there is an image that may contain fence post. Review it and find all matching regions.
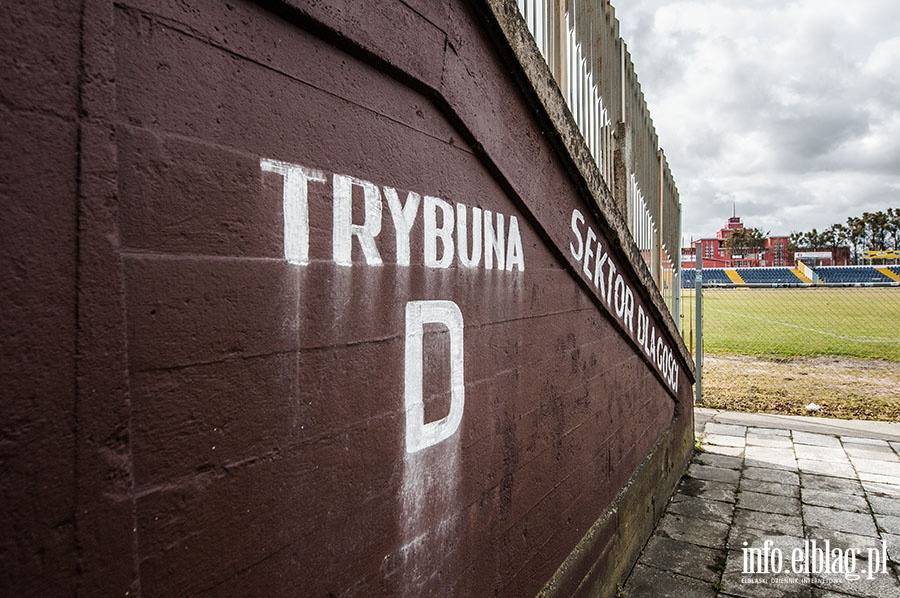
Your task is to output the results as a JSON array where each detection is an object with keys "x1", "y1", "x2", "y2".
[{"x1": 694, "y1": 240, "x2": 703, "y2": 405}]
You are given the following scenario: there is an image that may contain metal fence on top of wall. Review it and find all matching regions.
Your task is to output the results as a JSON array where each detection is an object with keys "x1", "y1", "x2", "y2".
[{"x1": 516, "y1": 0, "x2": 682, "y2": 321}]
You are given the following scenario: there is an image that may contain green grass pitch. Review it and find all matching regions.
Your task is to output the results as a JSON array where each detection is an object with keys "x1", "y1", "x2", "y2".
[{"x1": 680, "y1": 287, "x2": 900, "y2": 362}]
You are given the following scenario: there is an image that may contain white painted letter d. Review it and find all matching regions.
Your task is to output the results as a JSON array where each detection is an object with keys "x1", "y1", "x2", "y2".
[{"x1": 404, "y1": 300, "x2": 465, "y2": 453}]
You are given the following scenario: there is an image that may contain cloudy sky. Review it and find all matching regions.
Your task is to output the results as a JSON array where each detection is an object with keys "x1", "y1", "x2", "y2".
[{"x1": 612, "y1": 0, "x2": 900, "y2": 244}]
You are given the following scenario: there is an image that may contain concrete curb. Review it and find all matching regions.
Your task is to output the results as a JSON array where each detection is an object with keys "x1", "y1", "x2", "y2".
[{"x1": 697, "y1": 407, "x2": 900, "y2": 442}]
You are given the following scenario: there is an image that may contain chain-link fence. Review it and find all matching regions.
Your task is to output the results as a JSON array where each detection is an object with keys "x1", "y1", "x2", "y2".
[{"x1": 682, "y1": 284, "x2": 900, "y2": 420}]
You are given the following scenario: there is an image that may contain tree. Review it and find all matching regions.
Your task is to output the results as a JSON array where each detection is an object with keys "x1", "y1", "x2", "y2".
[
  {"x1": 888, "y1": 208, "x2": 900, "y2": 250},
  {"x1": 864, "y1": 211, "x2": 889, "y2": 251},
  {"x1": 748, "y1": 228, "x2": 768, "y2": 253},
  {"x1": 723, "y1": 228, "x2": 745, "y2": 254},
  {"x1": 804, "y1": 228, "x2": 823, "y2": 251},
  {"x1": 846, "y1": 216, "x2": 865, "y2": 264},
  {"x1": 790, "y1": 209, "x2": 898, "y2": 264},
  {"x1": 830, "y1": 223, "x2": 849, "y2": 252},
  {"x1": 724, "y1": 227, "x2": 767, "y2": 261}
]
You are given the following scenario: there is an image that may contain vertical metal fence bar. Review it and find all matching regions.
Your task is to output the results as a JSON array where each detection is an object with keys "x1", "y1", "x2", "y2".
[
  {"x1": 589, "y1": 76, "x2": 597, "y2": 159},
  {"x1": 542, "y1": 0, "x2": 548, "y2": 56},
  {"x1": 694, "y1": 241, "x2": 703, "y2": 405},
  {"x1": 515, "y1": 0, "x2": 684, "y2": 328},
  {"x1": 537, "y1": 0, "x2": 545, "y2": 56},
  {"x1": 569, "y1": 16, "x2": 575, "y2": 109}
]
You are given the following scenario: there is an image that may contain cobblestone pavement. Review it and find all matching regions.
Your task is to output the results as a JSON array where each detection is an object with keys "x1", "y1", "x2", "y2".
[{"x1": 623, "y1": 408, "x2": 900, "y2": 598}]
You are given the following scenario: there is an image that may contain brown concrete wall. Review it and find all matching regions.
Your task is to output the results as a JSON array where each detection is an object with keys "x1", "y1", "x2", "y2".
[
  {"x1": 1, "y1": 0, "x2": 82, "y2": 593},
  {"x1": 1, "y1": 0, "x2": 694, "y2": 596}
]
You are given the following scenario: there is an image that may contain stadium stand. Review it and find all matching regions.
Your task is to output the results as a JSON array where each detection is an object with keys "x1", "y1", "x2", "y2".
[
  {"x1": 681, "y1": 265, "x2": 900, "y2": 287},
  {"x1": 735, "y1": 267, "x2": 804, "y2": 285},
  {"x1": 680, "y1": 268, "x2": 733, "y2": 287},
  {"x1": 704, "y1": 270, "x2": 734, "y2": 284},
  {"x1": 724, "y1": 269, "x2": 745, "y2": 284},
  {"x1": 813, "y1": 266, "x2": 893, "y2": 284}
]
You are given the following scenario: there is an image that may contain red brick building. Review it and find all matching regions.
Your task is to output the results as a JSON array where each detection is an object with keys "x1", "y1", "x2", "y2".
[
  {"x1": 681, "y1": 215, "x2": 853, "y2": 269},
  {"x1": 682, "y1": 215, "x2": 792, "y2": 268}
]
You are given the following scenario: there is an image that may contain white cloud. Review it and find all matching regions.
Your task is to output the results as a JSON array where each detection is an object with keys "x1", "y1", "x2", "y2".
[
  {"x1": 863, "y1": 37, "x2": 900, "y2": 80},
  {"x1": 614, "y1": 0, "x2": 900, "y2": 244}
]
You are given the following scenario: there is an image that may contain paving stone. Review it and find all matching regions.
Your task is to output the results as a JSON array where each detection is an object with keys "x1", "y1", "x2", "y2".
[
  {"x1": 794, "y1": 445, "x2": 851, "y2": 463},
  {"x1": 636, "y1": 413, "x2": 900, "y2": 597},
  {"x1": 801, "y1": 489, "x2": 869, "y2": 513},
  {"x1": 677, "y1": 477, "x2": 738, "y2": 504},
  {"x1": 747, "y1": 436, "x2": 795, "y2": 449},
  {"x1": 706, "y1": 433, "x2": 747, "y2": 448},
  {"x1": 752, "y1": 457, "x2": 800, "y2": 472},
  {"x1": 861, "y1": 480, "x2": 900, "y2": 498},
  {"x1": 746, "y1": 446, "x2": 798, "y2": 471},
  {"x1": 803, "y1": 474, "x2": 865, "y2": 496},
  {"x1": 880, "y1": 533, "x2": 900, "y2": 562},
  {"x1": 793, "y1": 432, "x2": 843, "y2": 448},
  {"x1": 797, "y1": 459, "x2": 857, "y2": 479},
  {"x1": 804, "y1": 506, "x2": 877, "y2": 537},
  {"x1": 747, "y1": 427, "x2": 792, "y2": 438},
  {"x1": 734, "y1": 508, "x2": 804, "y2": 537},
  {"x1": 745, "y1": 466, "x2": 800, "y2": 486},
  {"x1": 689, "y1": 463, "x2": 741, "y2": 484},
  {"x1": 813, "y1": 590, "x2": 865, "y2": 598},
  {"x1": 739, "y1": 491, "x2": 802, "y2": 516},
  {"x1": 800, "y1": 531, "x2": 893, "y2": 598},
  {"x1": 867, "y1": 493, "x2": 900, "y2": 516},
  {"x1": 638, "y1": 535, "x2": 726, "y2": 583},
  {"x1": 803, "y1": 527, "x2": 885, "y2": 556},
  {"x1": 694, "y1": 451, "x2": 744, "y2": 470},
  {"x1": 742, "y1": 478, "x2": 801, "y2": 499},
  {"x1": 852, "y1": 458, "x2": 900, "y2": 478},
  {"x1": 656, "y1": 512, "x2": 731, "y2": 550},
  {"x1": 706, "y1": 422, "x2": 748, "y2": 437},
  {"x1": 726, "y1": 526, "x2": 806, "y2": 553},
  {"x1": 857, "y1": 472, "x2": 900, "y2": 486},
  {"x1": 841, "y1": 437, "x2": 890, "y2": 447},
  {"x1": 669, "y1": 494, "x2": 735, "y2": 523},
  {"x1": 721, "y1": 547, "x2": 812, "y2": 598},
  {"x1": 705, "y1": 444, "x2": 746, "y2": 457},
  {"x1": 811, "y1": 567, "x2": 900, "y2": 598},
  {"x1": 746, "y1": 446, "x2": 798, "y2": 462},
  {"x1": 623, "y1": 563, "x2": 719, "y2": 598},
  {"x1": 844, "y1": 444, "x2": 900, "y2": 462},
  {"x1": 874, "y1": 513, "x2": 900, "y2": 536}
]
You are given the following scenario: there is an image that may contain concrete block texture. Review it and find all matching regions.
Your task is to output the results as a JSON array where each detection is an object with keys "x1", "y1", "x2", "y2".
[{"x1": 1, "y1": 0, "x2": 694, "y2": 596}]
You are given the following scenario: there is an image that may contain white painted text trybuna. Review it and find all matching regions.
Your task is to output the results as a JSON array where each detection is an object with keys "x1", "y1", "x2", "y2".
[{"x1": 261, "y1": 158, "x2": 525, "y2": 272}]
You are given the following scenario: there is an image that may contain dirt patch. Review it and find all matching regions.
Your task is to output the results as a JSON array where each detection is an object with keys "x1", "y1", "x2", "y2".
[{"x1": 700, "y1": 355, "x2": 900, "y2": 422}]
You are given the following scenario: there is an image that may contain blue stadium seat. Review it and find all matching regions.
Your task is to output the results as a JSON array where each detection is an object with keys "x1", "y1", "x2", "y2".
[
  {"x1": 679, "y1": 268, "x2": 745, "y2": 287},
  {"x1": 699, "y1": 269, "x2": 732, "y2": 285},
  {"x1": 736, "y1": 267, "x2": 802, "y2": 285},
  {"x1": 813, "y1": 266, "x2": 892, "y2": 283},
  {"x1": 681, "y1": 269, "x2": 696, "y2": 288},
  {"x1": 679, "y1": 269, "x2": 730, "y2": 286},
  {"x1": 680, "y1": 265, "x2": 898, "y2": 288}
]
